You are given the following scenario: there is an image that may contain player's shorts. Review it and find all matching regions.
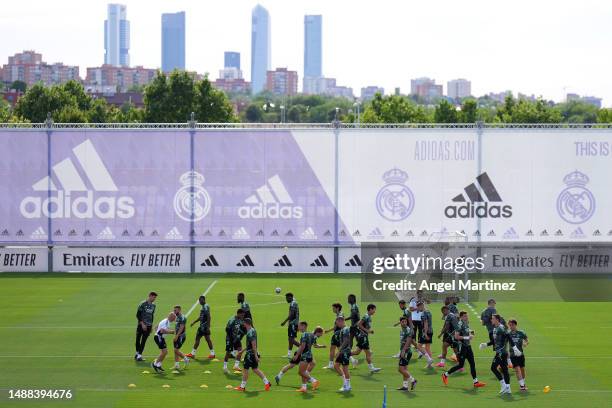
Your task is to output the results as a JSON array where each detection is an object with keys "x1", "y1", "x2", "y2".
[
  {"x1": 243, "y1": 351, "x2": 259, "y2": 369},
  {"x1": 336, "y1": 349, "x2": 351, "y2": 366},
  {"x1": 225, "y1": 337, "x2": 242, "y2": 353},
  {"x1": 173, "y1": 334, "x2": 186, "y2": 349},
  {"x1": 196, "y1": 325, "x2": 210, "y2": 337},
  {"x1": 413, "y1": 320, "x2": 422, "y2": 337},
  {"x1": 300, "y1": 352, "x2": 313, "y2": 363},
  {"x1": 349, "y1": 325, "x2": 359, "y2": 338},
  {"x1": 419, "y1": 331, "x2": 433, "y2": 344},
  {"x1": 356, "y1": 334, "x2": 370, "y2": 350},
  {"x1": 399, "y1": 351, "x2": 413, "y2": 367},
  {"x1": 510, "y1": 355, "x2": 525, "y2": 368},
  {"x1": 136, "y1": 324, "x2": 152, "y2": 335},
  {"x1": 153, "y1": 334, "x2": 167, "y2": 350},
  {"x1": 331, "y1": 331, "x2": 341, "y2": 347},
  {"x1": 288, "y1": 323, "x2": 298, "y2": 338}
]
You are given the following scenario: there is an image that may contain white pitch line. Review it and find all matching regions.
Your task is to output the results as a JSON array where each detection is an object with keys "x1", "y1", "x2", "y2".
[{"x1": 185, "y1": 280, "x2": 218, "y2": 318}]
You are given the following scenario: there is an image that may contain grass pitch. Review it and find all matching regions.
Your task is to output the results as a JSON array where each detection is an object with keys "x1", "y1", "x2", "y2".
[{"x1": 0, "y1": 273, "x2": 610, "y2": 407}]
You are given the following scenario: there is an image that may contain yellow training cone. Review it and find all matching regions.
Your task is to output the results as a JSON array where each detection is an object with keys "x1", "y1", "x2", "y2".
[
  {"x1": 204, "y1": 370, "x2": 212, "y2": 374},
  {"x1": 212, "y1": 358, "x2": 220, "y2": 362},
  {"x1": 162, "y1": 384, "x2": 171, "y2": 388},
  {"x1": 172, "y1": 370, "x2": 180, "y2": 374},
  {"x1": 225, "y1": 385, "x2": 233, "y2": 389},
  {"x1": 128, "y1": 384, "x2": 136, "y2": 388},
  {"x1": 141, "y1": 370, "x2": 150, "y2": 374},
  {"x1": 543, "y1": 386, "x2": 551, "y2": 393},
  {"x1": 200, "y1": 384, "x2": 208, "y2": 388}
]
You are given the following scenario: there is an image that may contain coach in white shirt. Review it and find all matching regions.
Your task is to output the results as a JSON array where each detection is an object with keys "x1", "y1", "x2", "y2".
[
  {"x1": 151, "y1": 312, "x2": 176, "y2": 373},
  {"x1": 409, "y1": 290, "x2": 424, "y2": 347}
]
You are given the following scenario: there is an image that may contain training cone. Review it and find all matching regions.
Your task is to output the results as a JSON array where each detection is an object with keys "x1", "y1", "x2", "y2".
[
  {"x1": 204, "y1": 370, "x2": 212, "y2": 374},
  {"x1": 162, "y1": 384, "x2": 171, "y2": 388},
  {"x1": 212, "y1": 358, "x2": 220, "y2": 362},
  {"x1": 200, "y1": 384, "x2": 208, "y2": 388},
  {"x1": 543, "y1": 386, "x2": 551, "y2": 393},
  {"x1": 128, "y1": 384, "x2": 136, "y2": 388},
  {"x1": 225, "y1": 385, "x2": 233, "y2": 389},
  {"x1": 141, "y1": 370, "x2": 150, "y2": 374},
  {"x1": 172, "y1": 370, "x2": 180, "y2": 374}
]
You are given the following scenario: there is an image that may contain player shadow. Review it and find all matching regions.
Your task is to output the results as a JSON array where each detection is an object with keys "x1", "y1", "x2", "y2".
[
  {"x1": 353, "y1": 372, "x2": 382, "y2": 382},
  {"x1": 244, "y1": 390, "x2": 260, "y2": 398},
  {"x1": 420, "y1": 367, "x2": 438, "y2": 375},
  {"x1": 337, "y1": 391, "x2": 355, "y2": 399},
  {"x1": 396, "y1": 390, "x2": 418, "y2": 399},
  {"x1": 460, "y1": 388, "x2": 479, "y2": 396}
]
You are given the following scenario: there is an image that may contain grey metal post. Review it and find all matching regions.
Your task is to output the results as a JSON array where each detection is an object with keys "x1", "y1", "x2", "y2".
[
  {"x1": 189, "y1": 112, "x2": 196, "y2": 274},
  {"x1": 333, "y1": 113, "x2": 341, "y2": 273},
  {"x1": 46, "y1": 113, "x2": 53, "y2": 272}
]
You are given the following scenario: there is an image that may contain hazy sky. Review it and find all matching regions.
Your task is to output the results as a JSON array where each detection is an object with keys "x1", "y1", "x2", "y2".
[{"x1": 1, "y1": 0, "x2": 610, "y2": 105}]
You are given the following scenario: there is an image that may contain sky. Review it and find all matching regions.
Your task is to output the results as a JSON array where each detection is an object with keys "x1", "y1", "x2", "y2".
[{"x1": 1, "y1": 0, "x2": 610, "y2": 106}]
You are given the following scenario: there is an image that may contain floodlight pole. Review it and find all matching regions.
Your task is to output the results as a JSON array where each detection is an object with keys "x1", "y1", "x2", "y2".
[{"x1": 189, "y1": 112, "x2": 196, "y2": 274}]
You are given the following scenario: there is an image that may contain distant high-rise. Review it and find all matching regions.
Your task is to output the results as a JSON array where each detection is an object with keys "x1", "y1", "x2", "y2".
[
  {"x1": 161, "y1": 12, "x2": 186, "y2": 72},
  {"x1": 224, "y1": 52, "x2": 240, "y2": 70},
  {"x1": 250, "y1": 4, "x2": 271, "y2": 95},
  {"x1": 447, "y1": 78, "x2": 471, "y2": 100},
  {"x1": 304, "y1": 15, "x2": 322, "y2": 78},
  {"x1": 104, "y1": 4, "x2": 130, "y2": 67}
]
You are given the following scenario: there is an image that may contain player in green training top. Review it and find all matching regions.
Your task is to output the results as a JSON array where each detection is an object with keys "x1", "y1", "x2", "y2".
[
  {"x1": 351, "y1": 303, "x2": 381, "y2": 372},
  {"x1": 508, "y1": 319, "x2": 529, "y2": 391},
  {"x1": 234, "y1": 318, "x2": 271, "y2": 392},
  {"x1": 237, "y1": 293, "x2": 252, "y2": 321},
  {"x1": 292, "y1": 322, "x2": 324, "y2": 393},
  {"x1": 186, "y1": 295, "x2": 215, "y2": 359},
  {"x1": 479, "y1": 314, "x2": 521, "y2": 395},
  {"x1": 172, "y1": 305, "x2": 190, "y2": 370},
  {"x1": 442, "y1": 311, "x2": 486, "y2": 388},
  {"x1": 436, "y1": 305, "x2": 459, "y2": 368},
  {"x1": 324, "y1": 302, "x2": 344, "y2": 369},
  {"x1": 333, "y1": 316, "x2": 352, "y2": 392},
  {"x1": 223, "y1": 309, "x2": 246, "y2": 373},
  {"x1": 396, "y1": 316, "x2": 418, "y2": 391},
  {"x1": 280, "y1": 293, "x2": 300, "y2": 358},
  {"x1": 347, "y1": 294, "x2": 360, "y2": 366},
  {"x1": 417, "y1": 301, "x2": 434, "y2": 368},
  {"x1": 134, "y1": 291, "x2": 157, "y2": 361},
  {"x1": 480, "y1": 298, "x2": 497, "y2": 346}
]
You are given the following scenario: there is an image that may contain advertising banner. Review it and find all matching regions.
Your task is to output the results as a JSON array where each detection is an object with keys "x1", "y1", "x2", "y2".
[
  {"x1": 53, "y1": 247, "x2": 190, "y2": 272},
  {"x1": 0, "y1": 247, "x2": 48, "y2": 272}
]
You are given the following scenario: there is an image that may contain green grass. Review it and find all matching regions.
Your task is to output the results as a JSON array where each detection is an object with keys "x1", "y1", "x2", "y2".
[{"x1": 0, "y1": 273, "x2": 610, "y2": 408}]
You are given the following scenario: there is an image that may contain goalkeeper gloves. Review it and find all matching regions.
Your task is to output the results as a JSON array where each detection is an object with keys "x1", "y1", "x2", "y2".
[{"x1": 512, "y1": 345, "x2": 522, "y2": 357}]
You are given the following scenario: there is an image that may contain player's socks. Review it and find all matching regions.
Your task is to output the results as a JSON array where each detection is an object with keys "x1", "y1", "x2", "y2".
[
  {"x1": 499, "y1": 380, "x2": 506, "y2": 393},
  {"x1": 277, "y1": 371, "x2": 284, "y2": 378},
  {"x1": 518, "y1": 379, "x2": 525, "y2": 387},
  {"x1": 287, "y1": 350, "x2": 292, "y2": 357},
  {"x1": 410, "y1": 377, "x2": 417, "y2": 390},
  {"x1": 233, "y1": 360, "x2": 240, "y2": 369},
  {"x1": 327, "y1": 360, "x2": 333, "y2": 368},
  {"x1": 223, "y1": 362, "x2": 228, "y2": 371}
]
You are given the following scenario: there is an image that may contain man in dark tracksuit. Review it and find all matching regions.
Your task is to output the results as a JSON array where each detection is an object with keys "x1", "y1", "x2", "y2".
[{"x1": 135, "y1": 291, "x2": 157, "y2": 361}]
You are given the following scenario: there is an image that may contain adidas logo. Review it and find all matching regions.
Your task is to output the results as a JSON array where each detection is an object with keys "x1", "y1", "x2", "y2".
[
  {"x1": 236, "y1": 255, "x2": 255, "y2": 267},
  {"x1": 310, "y1": 254, "x2": 329, "y2": 267},
  {"x1": 238, "y1": 175, "x2": 303, "y2": 219},
  {"x1": 165, "y1": 227, "x2": 183, "y2": 240},
  {"x1": 1, "y1": 229, "x2": 9, "y2": 236},
  {"x1": 570, "y1": 227, "x2": 585, "y2": 239},
  {"x1": 487, "y1": 230, "x2": 496, "y2": 237},
  {"x1": 526, "y1": 230, "x2": 534, "y2": 237},
  {"x1": 503, "y1": 227, "x2": 518, "y2": 239},
  {"x1": 555, "y1": 229, "x2": 563, "y2": 237},
  {"x1": 97, "y1": 227, "x2": 115, "y2": 240},
  {"x1": 201, "y1": 254, "x2": 219, "y2": 267},
  {"x1": 274, "y1": 254, "x2": 292, "y2": 267},
  {"x1": 593, "y1": 229, "x2": 602, "y2": 236},
  {"x1": 473, "y1": 230, "x2": 481, "y2": 237},
  {"x1": 20, "y1": 139, "x2": 135, "y2": 220},
  {"x1": 300, "y1": 227, "x2": 317, "y2": 240},
  {"x1": 232, "y1": 227, "x2": 250, "y2": 240},
  {"x1": 30, "y1": 226, "x2": 47, "y2": 240},
  {"x1": 344, "y1": 254, "x2": 362, "y2": 267},
  {"x1": 444, "y1": 172, "x2": 512, "y2": 219},
  {"x1": 368, "y1": 227, "x2": 384, "y2": 239}
]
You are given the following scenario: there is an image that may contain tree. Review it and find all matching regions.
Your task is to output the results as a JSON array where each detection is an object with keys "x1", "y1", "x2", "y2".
[
  {"x1": 361, "y1": 94, "x2": 431, "y2": 123},
  {"x1": 0, "y1": 99, "x2": 11, "y2": 122},
  {"x1": 597, "y1": 108, "x2": 612, "y2": 123},
  {"x1": 434, "y1": 99, "x2": 458, "y2": 123},
  {"x1": 10, "y1": 80, "x2": 27, "y2": 93},
  {"x1": 555, "y1": 100, "x2": 599, "y2": 123},
  {"x1": 244, "y1": 104, "x2": 264, "y2": 122},
  {"x1": 459, "y1": 99, "x2": 478, "y2": 123},
  {"x1": 193, "y1": 76, "x2": 235, "y2": 123},
  {"x1": 14, "y1": 83, "x2": 73, "y2": 122}
]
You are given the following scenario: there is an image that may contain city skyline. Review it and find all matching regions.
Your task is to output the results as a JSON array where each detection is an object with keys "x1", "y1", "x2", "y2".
[
  {"x1": 0, "y1": 0, "x2": 611, "y2": 105},
  {"x1": 161, "y1": 11, "x2": 186, "y2": 73}
]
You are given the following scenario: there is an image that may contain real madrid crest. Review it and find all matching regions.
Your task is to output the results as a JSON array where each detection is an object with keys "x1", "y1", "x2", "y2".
[
  {"x1": 376, "y1": 168, "x2": 415, "y2": 221},
  {"x1": 556, "y1": 170, "x2": 595, "y2": 224},
  {"x1": 174, "y1": 171, "x2": 211, "y2": 222}
]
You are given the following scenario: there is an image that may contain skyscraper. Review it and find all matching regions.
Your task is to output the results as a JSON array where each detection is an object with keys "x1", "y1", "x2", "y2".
[
  {"x1": 104, "y1": 4, "x2": 130, "y2": 67},
  {"x1": 161, "y1": 12, "x2": 186, "y2": 73},
  {"x1": 224, "y1": 52, "x2": 240, "y2": 70},
  {"x1": 250, "y1": 4, "x2": 270, "y2": 95},
  {"x1": 303, "y1": 15, "x2": 322, "y2": 78}
]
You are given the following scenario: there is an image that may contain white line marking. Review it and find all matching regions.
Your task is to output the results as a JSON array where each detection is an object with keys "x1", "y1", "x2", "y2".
[{"x1": 186, "y1": 280, "x2": 218, "y2": 318}]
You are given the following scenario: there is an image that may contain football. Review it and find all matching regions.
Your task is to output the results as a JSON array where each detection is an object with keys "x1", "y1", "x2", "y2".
[{"x1": 275, "y1": 287, "x2": 281, "y2": 294}]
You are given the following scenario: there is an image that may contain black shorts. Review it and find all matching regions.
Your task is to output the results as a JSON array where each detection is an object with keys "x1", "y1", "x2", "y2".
[
  {"x1": 288, "y1": 323, "x2": 298, "y2": 338},
  {"x1": 336, "y1": 349, "x2": 351, "y2": 366},
  {"x1": 331, "y1": 331, "x2": 341, "y2": 347},
  {"x1": 349, "y1": 325, "x2": 359, "y2": 338},
  {"x1": 399, "y1": 351, "x2": 413, "y2": 367},
  {"x1": 243, "y1": 351, "x2": 259, "y2": 370},
  {"x1": 356, "y1": 334, "x2": 370, "y2": 350},
  {"x1": 443, "y1": 333, "x2": 454, "y2": 345},
  {"x1": 300, "y1": 354, "x2": 313, "y2": 363},
  {"x1": 510, "y1": 355, "x2": 525, "y2": 368},
  {"x1": 174, "y1": 334, "x2": 186, "y2": 349},
  {"x1": 136, "y1": 324, "x2": 152, "y2": 335},
  {"x1": 413, "y1": 320, "x2": 423, "y2": 339},
  {"x1": 419, "y1": 332, "x2": 433, "y2": 344},
  {"x1": 225, "y1": 337, "x2": 242, "y2": 353},
  {"x1": 196, "y1": 326, "x2": 210, "y2": 337},
  {"x1": 153, "y1": 335, "x2": 167, "y2": 350}
]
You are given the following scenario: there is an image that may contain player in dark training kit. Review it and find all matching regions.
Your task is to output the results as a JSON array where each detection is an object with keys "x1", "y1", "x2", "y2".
[
  {"x1": 237, "y1": 293, "x2": 252, "y2": 321},
  {"x1": 134, "y1": 291, "x2": 157, "y2": 361},
  {"x1": 437, "y1": 305, "x2": 460, "y2": 368},
  {"x1": 479, "y1": 314, "x2": 521, "y2": 395},
  {"x1": 186, "y1": 295, "x2": 215, "y2": 359},
  {"x1": 324, "y1": 303, "x2": 343, "y2": 369},
  {"x1": 351, "y1": 303, "x2": 381, "y2": 372},
  {"x1": 172, "y1": 305, "x2": 190, "y2": 370},
  {"x1": 397, "y1": 316, "x2": 418, "y2": 391},
  {"x1": 508, "y1": 319, "x2": 529, "y2": 391},
  {"x1": 417, "y1": 301, "x2": 434, "y2": 368},
  {"x1": 293, "y1": 322, "x2": 323, "y2": 393},
  {"x1": 280, "y1": 293, "x2": 299, "y2": 358},
  {"x1": 234, "y1": 318, "x2": 271, "y2": 392},
  {"x1": 333, "y1": 317, "x2": 352, "y2": 392},
  {"x1": 224, "y1": 309, "x2": 246, "y2": 373},
  {"x1": 442, "y1": 311, "x2": 486, "y2": 388},
  {"x1": 480, "y1": 298, "x2": 497, "y2": 346},
  {"x1": 347, "y1": 294, "x2": 360, "y2": 366}
]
